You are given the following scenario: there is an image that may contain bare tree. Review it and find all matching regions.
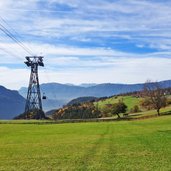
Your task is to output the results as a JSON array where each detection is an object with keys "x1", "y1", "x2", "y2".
[{"x1": 142, "y1": 80, "x2": 167, "y2": 116}]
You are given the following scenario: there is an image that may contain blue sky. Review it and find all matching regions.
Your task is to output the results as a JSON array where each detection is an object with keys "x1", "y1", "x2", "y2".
[{"x1": 0, "y1": 0, "x2": 171, "y2": 89}]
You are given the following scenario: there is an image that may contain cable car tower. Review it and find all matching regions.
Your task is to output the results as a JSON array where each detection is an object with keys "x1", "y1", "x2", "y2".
[{"x1": 24, "y1": 56, "x2": 44, "y2": 119}]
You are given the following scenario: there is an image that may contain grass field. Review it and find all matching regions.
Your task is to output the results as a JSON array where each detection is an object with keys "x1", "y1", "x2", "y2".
[
  {"x1": 0, "y1": 116, "x2": 171, "y2": 171},
  {"x1": 95, "y1": 96, "x2": 141, "y2": 111}
]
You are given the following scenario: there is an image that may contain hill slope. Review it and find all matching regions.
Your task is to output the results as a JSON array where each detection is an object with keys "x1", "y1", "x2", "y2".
[
  {"x1": 0, "y1": 86, "x2": 25, "y2": 119},
  {"x1": 95, "y1": 95, "x2": 141, "y2": 111},
  {"x1": 67, "y1": 96, "x2": 97, "y2": 106}
]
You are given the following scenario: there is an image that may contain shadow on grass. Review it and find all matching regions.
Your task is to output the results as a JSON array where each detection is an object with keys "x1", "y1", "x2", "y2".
[
  {"x1": 158, "y1": 130, "x2": 171, "y2": 134},
  {"x1": 161, "y1": 110, "x2": 171, "y2": 116}
]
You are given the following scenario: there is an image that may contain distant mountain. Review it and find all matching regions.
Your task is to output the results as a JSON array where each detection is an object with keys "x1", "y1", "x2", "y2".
[
  {"x1": 19, "y1": 80, "x2": 171, "y2": 112},
  {"x1": 42, "y1": 99, "x2": 64, "y2": 111},
  {"x1": 0, "y1": 86, "x2": 25, "y2": 120},
  {"x1": 79, "y1": 83, "x2": 97, "y2": 87},
  {"x1": 19, "y1": 83, "x2": 83, "y2": 111}
]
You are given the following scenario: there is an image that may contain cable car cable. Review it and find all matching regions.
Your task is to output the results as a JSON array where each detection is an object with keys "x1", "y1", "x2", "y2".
[{"x1": 0, "y1": 16, "x2": 34, "y2": 55}]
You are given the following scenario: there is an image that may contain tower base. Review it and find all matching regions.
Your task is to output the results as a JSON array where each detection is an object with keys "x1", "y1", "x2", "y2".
[{"x1": 14, "y1": 109, "x2": 49, "y2": 120}]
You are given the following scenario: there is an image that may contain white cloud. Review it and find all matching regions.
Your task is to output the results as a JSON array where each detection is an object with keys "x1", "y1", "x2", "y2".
[
  {"x1": 39, "y1": 57, "x2": 171, "y2": 87},
  {"x1": 0, "y1": 67, "x2": 29, "y2": 89},
  {"x1": 1, "y1": 57, "x2": 171, "y2": 89},
  {"x1": 0, "y1": 41, "x2": 126, "y2": 59},
  {"x1": 0, "y1": 0, "x2": 171, "y2": 89}
]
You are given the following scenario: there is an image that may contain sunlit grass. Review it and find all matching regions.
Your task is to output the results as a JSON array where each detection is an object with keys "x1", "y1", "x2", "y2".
[
  {"x1": 95, "y1": 96, "x2": 141, "y2": 111},
  {"x1": 0, "y1": 116, "x2": 171, "y2": 170}
]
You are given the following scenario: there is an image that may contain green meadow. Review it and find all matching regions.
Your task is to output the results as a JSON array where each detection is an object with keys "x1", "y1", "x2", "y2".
[
  {"x1": 0, "y1": 116, "x2": 171, "y2": 171},
  {"x1": 95, "y1": 96, "x2": 141, "y2": 111}
]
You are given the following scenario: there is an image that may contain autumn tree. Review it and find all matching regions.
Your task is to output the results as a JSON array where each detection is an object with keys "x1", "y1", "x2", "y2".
[
  {"x1": 52, "y1": 102, "x2": 101, "y2": 120},
  {"x1": 100, "y1": 104, "x2": 113, "y2": 117},
  {"x1": 142, "y1": 81, "x2": 167, "y2": 116}
]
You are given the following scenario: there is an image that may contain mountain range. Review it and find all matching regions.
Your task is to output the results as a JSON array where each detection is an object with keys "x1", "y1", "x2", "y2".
[
  {"x1": 1, "y1": 80, "x2": 171, "y2": 119},
  {"x1": 19, "y1": 80, "x2": 171, "y2": 111}
]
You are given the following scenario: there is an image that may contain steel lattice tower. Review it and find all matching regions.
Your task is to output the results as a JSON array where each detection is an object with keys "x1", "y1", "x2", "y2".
[{"x1": 24, "y1": 56, "x2": 44, "y2": 118}]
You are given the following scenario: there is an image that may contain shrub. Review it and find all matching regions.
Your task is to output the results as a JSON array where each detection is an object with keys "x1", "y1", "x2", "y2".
[
  {"x1": 167, "y1": 98, "x2": 171, "y2": 105},
  {"x1": 130, "y1": 105, "x2": 141, "y2": 113},
  {"x1": 52, "y1": 102, "x2": 101, "y2": 120}
]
